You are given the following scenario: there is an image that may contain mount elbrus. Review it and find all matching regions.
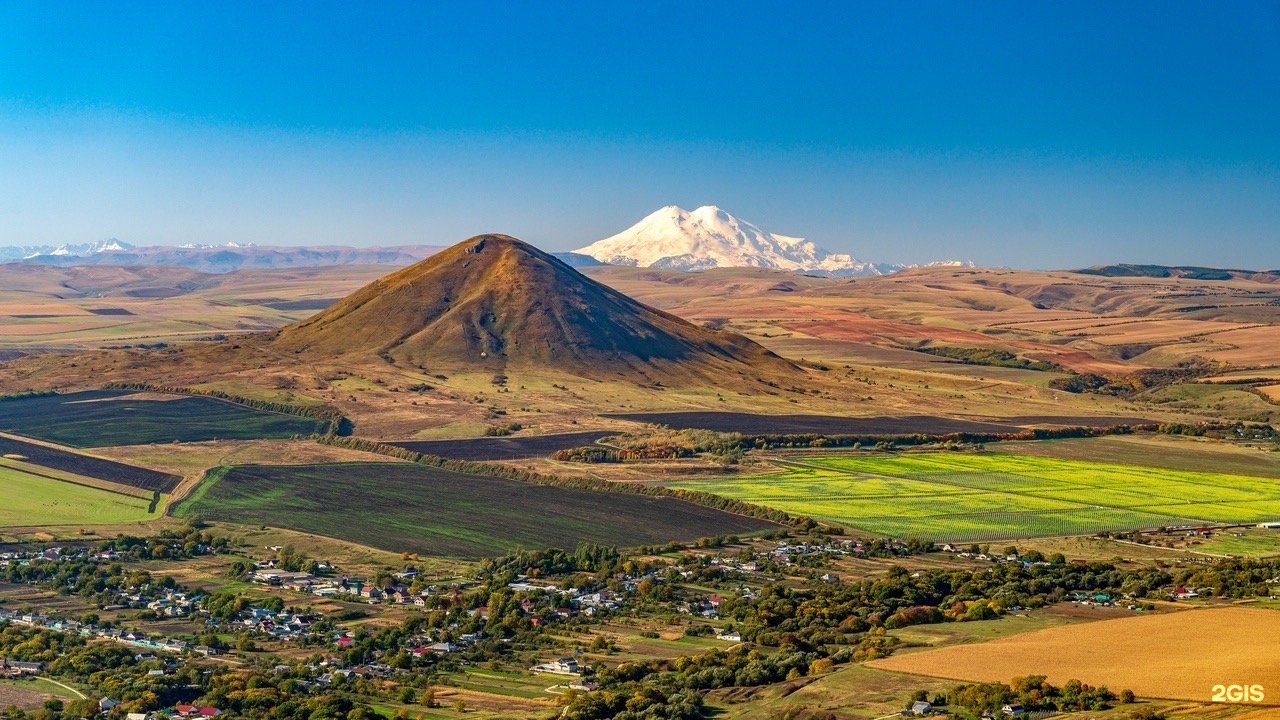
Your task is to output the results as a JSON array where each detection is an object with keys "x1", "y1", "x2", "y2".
[{"x1": 268, "y1": 234, "x2": 796, "y2": 384}]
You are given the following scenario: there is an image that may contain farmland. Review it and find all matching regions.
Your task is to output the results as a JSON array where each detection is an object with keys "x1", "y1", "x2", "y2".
[
  {"x1": 605, "y1": 411, "x2": 1023, "y2": 435},
  {"x1": 604, "y1": 411, "x2": 1154, "y2": 435},
  {"x1": 0, "y1": 433, "x2": 180, "y2": 492},
  {"x1": 388, "y1": 430, "x2": 612, "y2": 460},
  {"x1": 667, "y1": 452, "x2": 1280, "y2": 541},
  {"x1": 0, "y1": 463, "x2": 162, "y2": 527},
  {"x1": 868, "y1": 606, "x2": 1280, "y2": 705},
  {"x1": 0, "y1": 389, "x2": 329, "y2": 447},
  {"x1": 175, "y1": 462, "x2": 777, "y2": 558}
]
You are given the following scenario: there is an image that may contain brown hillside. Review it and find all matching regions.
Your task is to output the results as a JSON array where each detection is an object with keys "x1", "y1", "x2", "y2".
[{"x1": 268, "y1": 234, "x2": 798, "y2": 383}]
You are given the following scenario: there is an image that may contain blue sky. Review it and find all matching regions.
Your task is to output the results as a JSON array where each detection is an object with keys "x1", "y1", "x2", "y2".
[{"x1": 1, "y1": 1, "x2": 1277, "y2": 268}]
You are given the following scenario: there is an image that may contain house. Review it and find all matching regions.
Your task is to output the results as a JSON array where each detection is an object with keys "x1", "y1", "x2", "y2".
[
  {"x1": 716, "y1": 631, "x2": 742, "y2": 642},
  {"x1": 1002, "y1": 703, "x2": 1024, "y2": 716},
  {"x1": 1, "y1": 659, "x2": 43, "y2": 676},
  {"x1": 100, "y1": 698, "x2": 122, "y2": 712},
  {"x1": 174, "y1": 705, "x2": 222, "y2": 717},
  {"x1": 532, "y1": 657, "x2": 580, "y2": 675},
  {"x1": 1173, "y1": 586, "x2": 1199, "y2": 600},
  {"x1": 911, "y1": 701, "x2": 933, "y2": 715}
]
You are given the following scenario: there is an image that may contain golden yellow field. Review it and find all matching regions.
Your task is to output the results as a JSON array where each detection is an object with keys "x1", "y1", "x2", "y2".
[{"x1": 870, "y1": 606, "x2": 1280, "y2": 705}]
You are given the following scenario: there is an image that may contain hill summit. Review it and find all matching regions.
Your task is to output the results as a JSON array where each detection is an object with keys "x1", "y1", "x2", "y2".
[
  {"x1": 575, "y1": 205, "x2": 888, "y2": 276},
  {"x1": 270, "y1": 234, "x2": 797, "y2": 383}
]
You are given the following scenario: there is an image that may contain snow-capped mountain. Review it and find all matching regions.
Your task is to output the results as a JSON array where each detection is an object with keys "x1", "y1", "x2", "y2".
[
  {"x1": 21, "y1": 238, "x2": 136, "y2": 259},
  {"x1": 0, "y1": 239, "x2": 443, "y2": 273},
  {"x1": 576, "y1": 206, "x2": 894, "y2": 276}
]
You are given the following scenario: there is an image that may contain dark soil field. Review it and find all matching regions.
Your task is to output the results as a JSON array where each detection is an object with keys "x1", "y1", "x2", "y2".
[
  {"x1": 0, "y1": 389, "x2": 329, "y2": 447},
  {"x1": 606, "y1": 412, "x2": 1154, "y2": 435},
  {"x1": 388, "y1": 431, "x2": 612, "y2": 460},
  {"x1": 1004, "y1": 415, "x2": 1155, "y2": 427},
  {"x1": 0, "y1": 434, "x2": 180, "y2": 492},
  {"x1": 605, "y1": 412, "x2": 1022, "y2": 435},
  {"x1": 177, "y1": 462, "x2": 777, "y2": 558}
]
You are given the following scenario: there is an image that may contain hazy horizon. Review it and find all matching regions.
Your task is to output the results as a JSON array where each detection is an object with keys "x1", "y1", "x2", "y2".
[{"x1": 2, "y1": 2, "x2": 1277, "y2": 269}]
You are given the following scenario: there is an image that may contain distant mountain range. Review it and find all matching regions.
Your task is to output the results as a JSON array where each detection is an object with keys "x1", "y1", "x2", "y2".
[
  {"x1": 574, "y1": 205, "x2": 972, "y2": 276},
  {"x1": 2, "y1": 206, "x2": 971, "y2": 277},
  {"x1": 1075, "y1": 264, "x2": 1280, "y2": 281},
  {"x1": 1, "y1": 239, "x2": 443, "y2": 273}
]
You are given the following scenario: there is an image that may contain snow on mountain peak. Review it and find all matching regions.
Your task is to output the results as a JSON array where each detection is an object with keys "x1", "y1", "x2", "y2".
[{"x1": 575, "y1": 205, "x2": 881, "y2": 276}]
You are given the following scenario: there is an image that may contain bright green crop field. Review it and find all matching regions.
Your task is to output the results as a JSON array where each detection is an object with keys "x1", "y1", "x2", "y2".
[
  {"x1": 0, "y1": 465, "x2": 162, "y2": 527},
  {"x1": 667, "y1": 453, "x2": 1280, "y2": 541}
]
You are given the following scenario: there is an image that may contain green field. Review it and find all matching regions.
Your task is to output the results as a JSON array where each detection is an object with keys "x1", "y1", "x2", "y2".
[
  {"x1": 0, "y1": 390, "x2": 328, "y2": 447},
  {"x1": 668, "y1": 452, "x2": 1280, "y2": 541},
  {"x1": 0, "y1": 465, "x2": 162, "y2": 527},
  {"x1": 176, "y1": 462, "x2": 777, "y2": 557}
]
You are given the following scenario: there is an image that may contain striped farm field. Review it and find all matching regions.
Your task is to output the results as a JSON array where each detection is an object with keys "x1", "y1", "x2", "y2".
[{"x1": 666, "y1": 452, "x2": 1280, "y2": 541}]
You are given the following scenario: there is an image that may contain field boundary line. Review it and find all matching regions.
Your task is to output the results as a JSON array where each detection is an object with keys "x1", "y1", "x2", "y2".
[{"x1": 0, "y1": 458, "x2": 152, "y2": 501}]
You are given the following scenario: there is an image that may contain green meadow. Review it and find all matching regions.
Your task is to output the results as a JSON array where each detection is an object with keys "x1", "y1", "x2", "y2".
[
  {"x1": 0, "y1": 465, "x2": 162, "y2": 527},
  {"x1": 668, "y1": 453, "x2": 1280, "y2": 541}
]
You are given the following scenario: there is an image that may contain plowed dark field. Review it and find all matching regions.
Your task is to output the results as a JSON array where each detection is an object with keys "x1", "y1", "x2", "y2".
[
  {"x1": 0, "y1": 434, "x2": 180, "y2": 492},
  {"x1": 177, "y1": 462, "x2": 776, "y2": 558},
  {"x1": 605, "y1": 412, "x2": 1152, "y2": 435},
  {"x1": 605, "y1": 412, "x2": 1021, "y2": 435},
  {"x1": 0, "y1": 390, "x2": 328, "y2": 447},
  {"x1": 388, "y1": 431, "x2": 611, "y2": 460}
]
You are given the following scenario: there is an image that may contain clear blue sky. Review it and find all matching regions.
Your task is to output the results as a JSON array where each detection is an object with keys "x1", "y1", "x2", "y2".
[{"x1": 1, "y1": 1, "x2": 1277, "y2": 268}]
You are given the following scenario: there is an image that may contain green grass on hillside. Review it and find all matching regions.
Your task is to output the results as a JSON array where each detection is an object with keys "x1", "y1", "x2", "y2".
[
  {"x1": 0, "y1": 465, "x2": 162, "y2": 527},
  {"x1": 668, "y1": 452, "x2": 1280, "y2": 541}
]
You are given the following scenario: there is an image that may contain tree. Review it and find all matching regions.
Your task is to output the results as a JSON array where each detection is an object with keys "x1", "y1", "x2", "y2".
[{"x1": 453, "y1": 698, "x2": 467, "y2": 713}]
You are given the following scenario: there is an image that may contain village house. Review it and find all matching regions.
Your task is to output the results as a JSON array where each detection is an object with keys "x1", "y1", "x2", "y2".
[{"x1": 532, "y1": 657, "x2": 580, "y2": 675}]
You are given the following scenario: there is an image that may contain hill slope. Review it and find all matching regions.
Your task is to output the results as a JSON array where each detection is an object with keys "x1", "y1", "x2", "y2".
[{"x1": 270, "y1": 234, "x2": 798, "y2": 384}]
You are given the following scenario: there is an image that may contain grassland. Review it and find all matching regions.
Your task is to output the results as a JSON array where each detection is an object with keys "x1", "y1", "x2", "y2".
[
  {"x1": 176, "y1": 462, "x2": 777, "y2": 558},
  {"x1": 0, "y1": 464, "x2": 162, "y2": 527},
  {"x1": 869, "y1": 607, "x2": 1280, "y2": 705},
  {"x1": 668, "y1": 452, "x2": 1280, "y2": 541},
  {"x1": 0, "y1": 390, "x2": 328, "y2": 447}
]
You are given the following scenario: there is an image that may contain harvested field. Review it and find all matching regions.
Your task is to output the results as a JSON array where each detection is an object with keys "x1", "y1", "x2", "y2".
[
  {"x1": 0, "y1": 433, "x2": 180, "y2": 492},
  {"x1": 0, "y1": 389, "x2": 328, "y2": 447},
  {"x1": 176, "y1": 462, "x2": 777, "y2": 558},
  {"x1": 870, "y1": 606, "x2": 1280, "y2": 705},
  {"x1": 388, "y1": 431, "x2": 612, "y2": 460},
  {"x1": 0, "y1": 681, "x2": 57, "y2": 710}
]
